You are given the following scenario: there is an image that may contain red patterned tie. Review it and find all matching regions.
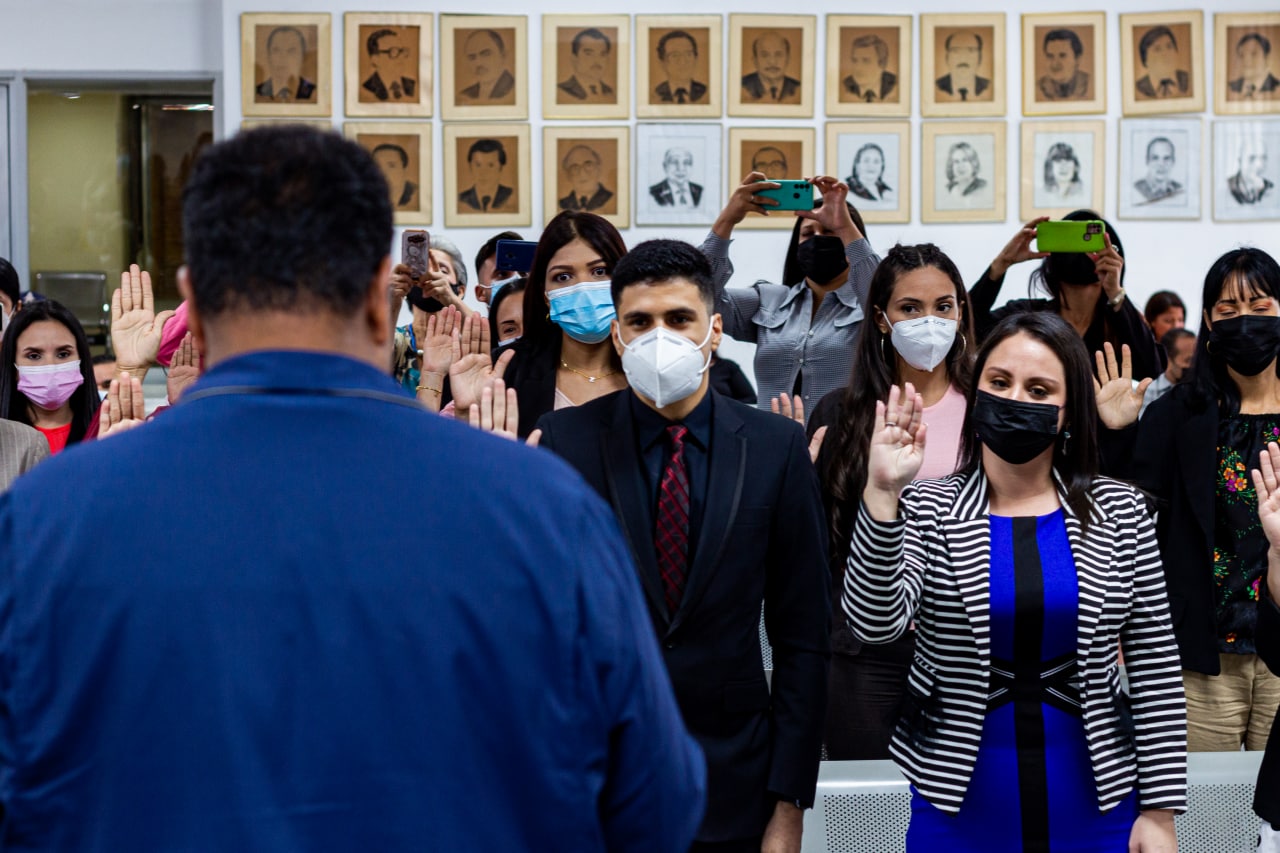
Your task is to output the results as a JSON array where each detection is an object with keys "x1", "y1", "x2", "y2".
[{"x1": 655, "y1": 425, "x2": 690, "y2": 615}]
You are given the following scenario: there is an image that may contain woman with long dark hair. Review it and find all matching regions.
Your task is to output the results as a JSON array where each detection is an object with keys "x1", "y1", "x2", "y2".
[
  {"x1": 0, "y1": 299, "x2": 99, "y2": 454},
  {"x1": 846, "y1": 311, "x2": 1185, "y2": 851},
  {"x1": 810, "y1": 243, "x2": 975, "y2": 759}
]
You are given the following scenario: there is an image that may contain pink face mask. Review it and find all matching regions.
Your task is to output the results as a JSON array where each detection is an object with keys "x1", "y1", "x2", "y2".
[{"x1": 16, "y1": 360, "x2": 84, "y2": 410}]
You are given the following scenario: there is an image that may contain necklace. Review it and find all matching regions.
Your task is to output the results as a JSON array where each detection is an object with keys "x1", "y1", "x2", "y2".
[{"x1": 560, "y1": 359, "x2": 618, "y2": 383}]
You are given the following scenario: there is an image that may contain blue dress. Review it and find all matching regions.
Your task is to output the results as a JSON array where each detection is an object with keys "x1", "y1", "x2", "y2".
[{"x1": 906, "y1": 510, "x2": 1138, "y2": 852}]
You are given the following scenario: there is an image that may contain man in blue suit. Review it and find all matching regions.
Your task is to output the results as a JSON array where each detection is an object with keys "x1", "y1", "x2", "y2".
[{"x1": 0, "y1": 126, "x2": 705, "y2": 852}]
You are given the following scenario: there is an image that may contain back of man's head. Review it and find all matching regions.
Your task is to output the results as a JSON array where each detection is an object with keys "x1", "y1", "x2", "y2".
[
  {"x1": 182, "y1": 126, "x2": 392, "y2": 319},
  {"x1": 611, "y1": 239, "x2": 714, "y2": 311}
]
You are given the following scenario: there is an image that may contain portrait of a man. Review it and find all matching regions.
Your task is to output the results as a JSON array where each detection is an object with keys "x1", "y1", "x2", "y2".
[
  {"x1": 740, "y1": 30, "x2": 801, "y2": 104},
  {"x1": 654, "y1": 30, "x2": 708, "y2": 104},
  {"x1": 935, "y1": 30, "x2": 992, "y2": 102},
  {"x1": 558, "y1": 28, "x2": 615, "y2": 102},
  {"x1": 1134, "y1": 136, "x2": 1183, "y2": 203},
  {"x1": 361, "y1": 27, "x2": 417, "y2": 103},
  {"x1": 372, "y1": 142, "x2": 419, "y2": 210},
  {"x1": 650, "y1": 148, "x2": 702, "y2": 207},
  {"x1": 458, "y1": 138, "x2": 515, "y2": 212},
  {"x1": 1135, "y1": 25, "x2": 1190, "y2": 99},
  {"x1": 1038, "y1": 28, "x2": 1090, "y2": 100},
  {"x1": 255, "y1": 26, "x2": 317, "y2": 103},
  {"x1": 749, "y1": 145, "x2": 790, "y2": 178},
  {"x1": 1228, "y1": 31, "x2": 1280, "y2": 99},
  {"x1": 842, "y1": 33, "x2": 897, "y2": 103},
  {"x1": 1228, "y1": 136, "x2": 1273, "y2": 205},
  {"x1": 558, "y1": 144, "x2": 614, "y2": 212},
  {"x1": 457, "y1": 29, "x2": 516, "y2": 103}
]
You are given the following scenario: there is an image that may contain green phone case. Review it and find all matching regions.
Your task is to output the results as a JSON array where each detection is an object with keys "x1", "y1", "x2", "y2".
[
  {"x1": 757, "y1": 180, "x2": 816, "y2": 211},
  {"x1": 1035, "y1": 220, "x2": 1105, "y2": 253}
]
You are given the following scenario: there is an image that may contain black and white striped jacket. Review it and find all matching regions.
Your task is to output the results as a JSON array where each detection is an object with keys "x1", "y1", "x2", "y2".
[{"x1": 843, "y1": 470, "x2": 1187, "y2": 815}]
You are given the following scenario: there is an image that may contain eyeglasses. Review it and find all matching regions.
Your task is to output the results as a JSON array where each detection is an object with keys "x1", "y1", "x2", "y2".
[
  {"x1": 565, "y1": 161, "x2": 599, "y2": 175},
  {"x1": 664, "y1": 50, "x2": 696, "y2": 61},
  {"x1": 375, "y1": 47, "x2": 410, "y2": 59},
  {"x1": 752, "y1": 160, "x2": 787, "y2": 174}
]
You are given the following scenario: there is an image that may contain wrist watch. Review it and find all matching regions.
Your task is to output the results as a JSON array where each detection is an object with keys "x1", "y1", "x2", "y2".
[{"x1": 1107, "y1": 287, "x2": 1126, "y2": 309}]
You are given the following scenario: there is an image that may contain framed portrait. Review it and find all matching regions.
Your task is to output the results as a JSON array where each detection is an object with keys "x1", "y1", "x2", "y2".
[
  {"x1": 1117, "y1": 118, "x2": 1202, "y2": 220},
  {"x1": 635, "y1": 123, "x2": 722, "y2": 226},
  {"x1": 1120, "y1": 11, "x2": 1205, "y2": 116},
  {"x1": 442, "y1": 123, "x2": 531, "y2": 228},
  {"x1": 241, "y1": 13, "x2": 332, "y2": 118},
  {"x1": 1021, "y1": 12, "x2": 1106, "y2": 116},
  {"x1": 542, "y1": 15, "x2": 630, "y2": 120},
  {"x1": 1214, "y1": 13, "x2": 1280, "y2": 116},
  {"x1": 636, "y1": 15, "x2": 723, "y2": 119},
  {"x1": 826, "y1": 122, "x2": 910, "y2": 223},
  {"x1": 344, "y1": 122, "x2": 432, "y2": 226},
  {"x1": 726, "y1": 127, "x2": 814, "y2": 230},
  {"x1": 440, "y1": 15, "x2": 528, "y2": 121},
  {"x1": 543, "y1": 126, "x2": 630, "y2": 228},
  {"x1": 921, "y1": 121, "x2": 1007, "y2": 223},
  {"x1": 920, "y1": 14, "x2": 1006, "y2": 118},
  {"x1": 825, "y1": 15, "x2": 912, "y2": 118},
  {"x1": 1212, "y1": 119, "x2": 1280, "y2": 221},
  {"x1": 343, "y1": 13, "x2": 432, "y2": 118},
  {"x1": 1019, "y1": 120, "x2": 1105, "y2": 220},
  {"x1": 727, "y1": 14, "x2": 815, "y2": 118}
]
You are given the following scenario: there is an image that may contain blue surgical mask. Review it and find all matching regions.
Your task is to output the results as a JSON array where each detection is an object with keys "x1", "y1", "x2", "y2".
[
  {"x1": 548, "y1": 280, "x2": 616, "y2": 344},
  {"x1": 497, "y1": 335, "x2": 521, "y2": 348},
  {"x1": 487, "y1": 273, "x2": 522, "y2": 302}
]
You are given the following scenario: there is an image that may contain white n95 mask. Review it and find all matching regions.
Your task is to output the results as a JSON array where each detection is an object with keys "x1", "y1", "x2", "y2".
[
  {"x1": 890, "y1": 316, "x2": 958, "y2": 372},
  {"x1": 619, "y1": 325, "x2": 713, "y2": 408}
]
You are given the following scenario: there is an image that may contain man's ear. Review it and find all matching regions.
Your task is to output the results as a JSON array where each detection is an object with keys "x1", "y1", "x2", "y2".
[
  {"x1": 710, "y1": 312, "x2": 723, "y2": 352},
  {"x1": 610, "y1": 318, "x2": 624, "y2": 358},
  {"x1": 176, "y1": 266, "x2": 206, "y2": 358},
  {"x1": 365, "y1": 256, "x2": 394, "y2": 348}
]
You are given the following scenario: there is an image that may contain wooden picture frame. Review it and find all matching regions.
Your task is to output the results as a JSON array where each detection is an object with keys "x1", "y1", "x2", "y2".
[
  {"x1": 727, "y1": 127, "x2": 814, "y2": 229},
  {"x1": 727, "y1": 14, "x2": 815, "y2": 118},
  {"x1": 826, "y1": 121, "x2": 911, "y2": 224},
  {"x1": 635, "y1": 123, "x2": 723, "y2": 226},
  {"x1": 636, "y1": 15, "x2": 723, "y2": 119},
  {"x1": 440, "y1": 15, "x2": 528, "y2": 121},
  {"x1": 241, "y1": 13, "x2": 332, "y2": 118},
  {"x1": 922, "y1": 121, "x2": 1007, "y2": 223},
  {"x1": 443, "y1": 123, "x2": 531, "y2": 228},
  {"x1": 920, "y1": 13, "x2": 1006, "y2": 118},
  {"x1": 542, "y1": 15, "x2": 630, "y2": 120},
  {"x1": 1214, "y1": 12, "x2": 1280, "y2": 116},
  {"x1": 344, "y1": 122, "x2": 432, "y2": 226},
  {"x1": 825, "y1": 15, "x2": 912, "y2": 118},
  {"x1": 543, "y1": 126, "x2": 631, "y2": 228},
  {"x1": 1117, "y1": 117, "x2": 1202, "y2": 220},
  {"x1": 1212, "y1": 119, "x2": 1280, "y2": 221},
  {"x1": 1120, "y1": 11, "x2": 1205, "y2": 116},
  {"x1": 1020, "y1": 120, "x2": 1106, "y2": 219},
  {"x1": 343, "y1": 13, "x2": 432, "y2": 118},
  {"x1": 1021, "y1": 12, "x2": 1106, "y2": 116}
]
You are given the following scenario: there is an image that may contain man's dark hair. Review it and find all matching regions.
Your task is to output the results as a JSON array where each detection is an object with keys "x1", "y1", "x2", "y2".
[
  {"x1": 366, "y1": 28, "x2": 397, "y2": 57},
  {"x1": 1161, "y1": 326, "x2": 1195, "y2": 359},
  {"x1": 1139, "y1": 25, "x2": 1177, "y2": 66},
  {"x1": 467, "y1": 28, "x2": 506, "y2": 56},
  {"x1": 611, "y1": 239, "x2": 715, "y2": 312},
  {"x1": 0, "y1": 258, "x2": 19, "y2": 308},
  {"x1": 572, "y1": 28, "x2": 612, "y2": 55},
  {"x1": 851, "y1": 33, "x2": 889, "y2": 67},
  {"x1": 371, "y1": 143, "x2": 409, "y2": 168},
  {"x1": 476, "y1": 230, "x2": 524, "y2": 275},
  {"x1": 1237, "y1": 32, "x2": 1272, "y2": 57},
  {"x1": 181, "y1": 125, "x2": 392, "y2": 318},
  {"x1": 267, "y1": 26, "x2": 307, "y2": 54},
  {"x1": 945, "y1": 31, "x2": 983, "y2": 57},
  {"x1": 468, "y1": 138, "x2": 507, "y2": 167},
  {"x1": 752, "y1": 31, "x2": 791, "y2": 59},
  {"x1": 1043, "y1": 28, "x2": 1084, "y2": 58},
  {"x1": 657, "y1": 30, "x2": 698, "y2": 61},
  {"x1": 91, "y1": 353, "x2": 117, "y2": 366}
]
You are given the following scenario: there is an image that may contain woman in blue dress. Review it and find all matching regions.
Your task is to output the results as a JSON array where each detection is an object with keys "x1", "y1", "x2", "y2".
[{"x1": 843, "y1": 312, "x2": 1186, "y2": 852}]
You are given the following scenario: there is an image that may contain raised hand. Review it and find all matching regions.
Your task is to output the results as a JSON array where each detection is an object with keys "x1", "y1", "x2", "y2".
[
  {"x1": 990, "y1": 216, "x2": 1050, "y2": 279},
  {"x1": 1089, "y1": 230, "x2": 1125, "y2": 302},
  {"x1": 112, "y1": 264, "x2": 176, "y2": 379},
  {"x1": 468, "y1": 378, "x2": 520, "y2": 441},
  {"x1": 770, "y1": 392, "x2": 826, "y2": 464},
  {"x1": 166, "y1": 332, "x2": 201, "y2": 405},
  {"x1": 417, "y1": 305, "x2": 460, "y2": 378},
  {"x1": 1255, "y1": 442, "x2": 1280, "y2": 604},
  {"x1": 798, "y1": 175, "x2": 860, "y2": 242},
  {"x1": 99, "y1": 374, "x2": 146, "y2": 438},
  {"x1": 450, "y1": 317, "x2": 516, "y2": 418},
  {"x1": 1093, "y1": 342, "x2": 1151, "y2": 429},
  {"x1": 712, "y1": 171, "x2": 780, "y2": 236},
  {"x1": 864, "y1": 383, "x2": 927, "y2": 506}
]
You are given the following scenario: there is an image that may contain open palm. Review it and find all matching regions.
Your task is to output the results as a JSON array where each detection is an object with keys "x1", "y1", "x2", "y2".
[
  {"x1": 1093, "y1": 343, "x2": 1151, "y2": 429},
  {"x1": 112, "y1": 264, "x2": 175, "y2": 370},
  {"x1": 866, "y1": 383, "x2": 927, "y2": 496}
]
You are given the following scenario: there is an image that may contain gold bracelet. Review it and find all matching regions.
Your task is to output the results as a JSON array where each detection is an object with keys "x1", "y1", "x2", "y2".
[{"x1": 416, "y1": 380, "x2": 443, "y2": 394}]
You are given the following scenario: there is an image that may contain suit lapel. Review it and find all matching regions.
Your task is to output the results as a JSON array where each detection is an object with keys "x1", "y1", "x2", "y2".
[
  {"x1": 1059, "y1": 483, "x2": 1112, "y2": 662},
  {"x1": 944, "y1": 472, "x2": 992, "y2": 660},
  {"x1": 670, "y1": 395, "x2": 745, "y2": 635},
  {"x1": 599, "y1": 394, "x2": 669, "y2": 625},
  {"x1": 1175, "y1": 401, "x2": 1217, "y2": 553}
]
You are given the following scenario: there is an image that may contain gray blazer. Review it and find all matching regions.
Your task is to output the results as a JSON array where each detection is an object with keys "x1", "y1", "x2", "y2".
[{"x1": 0, "y1": 420, "x2": 50, "y2": 492}]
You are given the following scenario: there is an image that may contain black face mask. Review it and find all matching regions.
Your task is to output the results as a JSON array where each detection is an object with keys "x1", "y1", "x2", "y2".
[
  {"x1": 406, "y1": 283, "x2": 464, "y2": 314},
  {"x1": 972, "y1": 389, "x2": 1060, "y2": 465},
  {"x1": 1045, "y1": 252, "x2": 1099, "y2": 287},
  {"x1": 796, "y1": 235, "x2": 849, "y2": 285},
  {"x1": 1209, "y1": 314, "x2": 1280, "y2": 377}
]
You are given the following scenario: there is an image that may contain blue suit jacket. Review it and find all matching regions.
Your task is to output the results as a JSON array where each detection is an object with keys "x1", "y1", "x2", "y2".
[{"x1": 0, "y1": 350, "x2": 705, "y2": 852}]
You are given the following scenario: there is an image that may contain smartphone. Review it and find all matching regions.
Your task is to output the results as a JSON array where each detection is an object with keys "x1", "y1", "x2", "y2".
[
  {"x1": 757, "y1": 180, "x2": 816, "y2": 211},
  {"x1": 1036, "y1": 220, "x2": 1105, "y2": 253},
  {"x1": 496, "y1": 239, "x2": 539, "y2": 274},
  {"x1": 401, "y1": 230, "x2": 431, "y2": 278}
]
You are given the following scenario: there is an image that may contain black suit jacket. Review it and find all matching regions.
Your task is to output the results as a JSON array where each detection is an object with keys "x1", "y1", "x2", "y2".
[
  {"x1": 362, "y1": 72, "x2": 417, "y2": 101},
  {"x1": 654, "y1": 79, "x2": 708, "y2": 103},
  {"x1": 1258, "y1": 591, "x2": 1280, "y2": 824},
  {"x1": 459, "y1": 70, "x2": 515, "y2": 100},
  {"x1": 558, "y1": 184, "x2": 614, "y2": 212},
  {"x1": 255, "y1": 77, "x2": 316, "y2": 101},
  {"x1": 557, "y1": 76, "x2": 614, "y2": 100},
  {"x1": 458, "y1": 184, "x2": 514, "y2": 212},
  {"x1": 1136, "y1": 69, "x2": 1191, "y2": 98},
  {"x1": 934, "y1": 73, "x2": 990, "y2": 97},
  {"x1": 649, "y1": 180, "x2": 703, "y2": 207},
  {"x1": 740, "y1": 73, "x2": 801, "y2": 101},
  {"x1": 536, "y1": 390, "x2": 830, "y2": 843}
]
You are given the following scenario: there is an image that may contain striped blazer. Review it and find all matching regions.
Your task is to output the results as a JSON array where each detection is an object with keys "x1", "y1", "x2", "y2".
[{"x1": 843, "y1": 470, "x2": 1187, "y2": 816}]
